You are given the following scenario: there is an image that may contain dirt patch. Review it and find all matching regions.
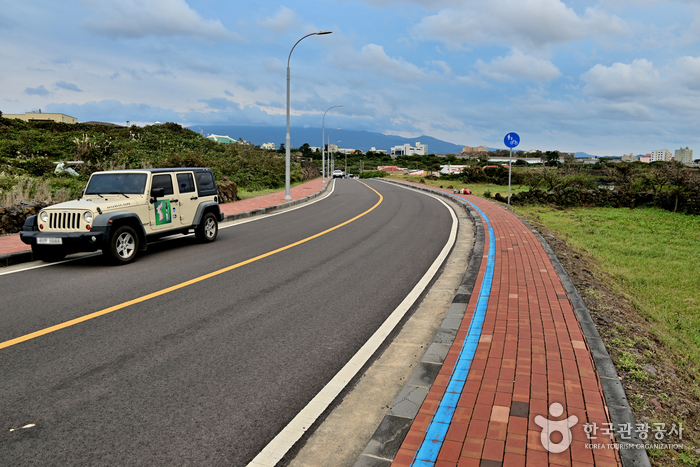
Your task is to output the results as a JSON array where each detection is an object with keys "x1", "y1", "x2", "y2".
[{"x1": 522, "y1": 212, "x2": 700, "y2": 467}]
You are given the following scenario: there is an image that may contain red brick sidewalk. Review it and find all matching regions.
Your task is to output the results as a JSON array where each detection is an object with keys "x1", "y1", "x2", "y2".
[
  {"x1": 387, "y1": 184, "x2": 621, "y2": 467},
  {"x1": 0, "y1": 178, "x2": 328, "y2": 263}
]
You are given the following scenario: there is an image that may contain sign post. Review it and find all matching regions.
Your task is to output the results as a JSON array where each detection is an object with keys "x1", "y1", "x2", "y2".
[{"x1": 504, "y1": 132, "x2": 520, "y2": 210}]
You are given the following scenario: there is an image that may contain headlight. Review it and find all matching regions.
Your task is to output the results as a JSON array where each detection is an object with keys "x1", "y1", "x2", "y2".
[
  {"x1": 40, "y1": 211, "x2": 49, "y2": 222},
  {"x1": 84, "y1": 211, "x2": 93, "y2": 224}
]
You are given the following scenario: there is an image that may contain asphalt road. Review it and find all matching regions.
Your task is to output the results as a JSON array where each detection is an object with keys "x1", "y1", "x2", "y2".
[{"x1": 0, "y1": 179, "x2": 454, "y2": 466}]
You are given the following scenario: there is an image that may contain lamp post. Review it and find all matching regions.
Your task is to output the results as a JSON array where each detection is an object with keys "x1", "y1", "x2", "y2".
[
  {"x1": 322, "y1": 105, "x2": 342, "y2": 183},
  {"x1": 285, "y1": 30, "x2": 332, "y2": 200},
  {"x1": 328, "y1": 128, "x2": 340, "y2": 175}
]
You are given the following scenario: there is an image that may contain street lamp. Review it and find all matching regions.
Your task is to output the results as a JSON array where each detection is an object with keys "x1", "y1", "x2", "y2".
[
  {"x1": 322, "y1": 105, "x2": 342, "y2": 183},
  {"x1": 285, "y1": 30, "x2": 332, "y2": 200},
  {"x1": 328, "y1": 128, "x2": 340, "y2": 175}
]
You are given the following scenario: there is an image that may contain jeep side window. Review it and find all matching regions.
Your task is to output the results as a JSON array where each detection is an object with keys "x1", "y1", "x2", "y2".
[
  {"x1": 176, "y1": 173, "x2": 195, "y2": 193},
  {"x1": 195, "y1": 172, "x2": 217, "y2": 197},
  {"x1": 152, "y1": 174, "x2": 174, "y2": 196}
]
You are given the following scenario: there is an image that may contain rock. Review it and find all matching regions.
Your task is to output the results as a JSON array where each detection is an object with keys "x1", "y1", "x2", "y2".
[
  {"x1": 217, "y1": 182, "x2": 238, "y2": 203},
  {"x1": 643, "y1": 365, "x2": 657, "y2": 377}
]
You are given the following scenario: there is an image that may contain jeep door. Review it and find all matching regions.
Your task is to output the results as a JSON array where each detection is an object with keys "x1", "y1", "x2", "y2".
[
  {"x1": 149, "y1": 173, "x2": 176, "y2": 232},
  {"x1": 174, "y1": 171, "x2": 197, "y2": 226}
]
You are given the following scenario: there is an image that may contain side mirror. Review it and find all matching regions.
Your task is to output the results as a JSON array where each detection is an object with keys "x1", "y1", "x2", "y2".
[{"x1": 150, "y1": 187, "x2": 165, "y2": 203}]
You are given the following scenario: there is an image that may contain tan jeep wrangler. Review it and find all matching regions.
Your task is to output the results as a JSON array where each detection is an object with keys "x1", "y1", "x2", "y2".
[{"x1": 20, "y1": 168, "x2": 223, "y2": 264}]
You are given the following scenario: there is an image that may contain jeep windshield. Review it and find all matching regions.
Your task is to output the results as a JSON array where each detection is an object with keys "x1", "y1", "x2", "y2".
[{"x1": 85, "y1": 173, "x2": 148, "y2": 195}]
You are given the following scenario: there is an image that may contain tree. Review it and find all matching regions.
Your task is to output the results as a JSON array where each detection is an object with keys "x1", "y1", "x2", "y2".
[
  {"x1": 299, "y1": 143, "x2": 312, "y2": 157},
  {"x1": 545, "y1": 151, "x2": 560, "y2": 167}
]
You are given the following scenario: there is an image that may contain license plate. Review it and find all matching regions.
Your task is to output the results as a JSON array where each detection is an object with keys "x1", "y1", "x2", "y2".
[{"x1": 37, "y1": 238, "x2": 63, "y2": 245}]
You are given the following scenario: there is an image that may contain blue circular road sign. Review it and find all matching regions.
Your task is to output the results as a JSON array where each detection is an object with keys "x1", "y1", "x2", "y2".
[{"x1": 504, "y1": 132, "x2": 520, "y2": 148}]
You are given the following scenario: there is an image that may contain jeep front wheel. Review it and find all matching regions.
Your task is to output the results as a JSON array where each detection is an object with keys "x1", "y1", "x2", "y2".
[
  {"x1": 106, "y1": 226, "x2": 138, "y2": 264},
  {"x1": 195, "y1": 212, "x2": 218, "y2": 243}
]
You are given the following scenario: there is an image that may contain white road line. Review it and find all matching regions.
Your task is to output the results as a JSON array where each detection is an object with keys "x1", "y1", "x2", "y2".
[{"x1": 247, "y1": 189, "x2": 458, "y2": 467}]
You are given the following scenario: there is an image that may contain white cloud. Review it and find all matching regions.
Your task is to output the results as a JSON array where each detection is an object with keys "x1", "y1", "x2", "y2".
[
  {"x1": 331, "y1": 44, "x2": 428, "y2": 82},
  {"x1": 477, "y1": 49, "x2": 561, "y2": 82},
  {"x1": 82, "y1": 0, "x2": 240, "y2": 41},
  {"x1": 582, "y1": 59, "x2": 661, "y2": 99},
  {"x1": 675, "y1": 56, "x2": 700, "y2": 91},
  {"x1": 414, "y1": 0, "x2": 629, "y2": 51},
  {"x1": 258, "y1": 6, "x2": 299, "y2": 33}
]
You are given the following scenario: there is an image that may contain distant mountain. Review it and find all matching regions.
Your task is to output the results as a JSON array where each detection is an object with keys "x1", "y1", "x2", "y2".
[{"x1": 189, "y1": 125, "x2": 466, "y2": 155}]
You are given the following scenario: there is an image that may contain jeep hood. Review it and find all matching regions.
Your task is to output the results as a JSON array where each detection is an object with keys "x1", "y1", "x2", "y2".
[{"x1": 43, "y1": 197, "x2": 142, "y2": 212}]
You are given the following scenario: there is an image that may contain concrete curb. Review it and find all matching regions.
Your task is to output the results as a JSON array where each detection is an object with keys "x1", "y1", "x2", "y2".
[
  {"x1": 0, "y1": 180, "x2": 332, "y2": 268},
  {"x1": 0, "y1": 250, "x2": 34, "y2": 268}
]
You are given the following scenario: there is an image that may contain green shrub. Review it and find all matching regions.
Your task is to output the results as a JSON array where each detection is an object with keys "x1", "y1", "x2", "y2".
[{"x1": 359, "y1": 170, "x2": 388, "y2": 179}]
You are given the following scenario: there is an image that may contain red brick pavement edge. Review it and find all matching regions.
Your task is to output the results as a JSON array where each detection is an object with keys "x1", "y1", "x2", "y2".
[
  {"x1": 354, "y1": 180, "x2": 649, "y2": 467},
  {"x1": 0, "y1": 178, "x2": 330, "y2": 267}
]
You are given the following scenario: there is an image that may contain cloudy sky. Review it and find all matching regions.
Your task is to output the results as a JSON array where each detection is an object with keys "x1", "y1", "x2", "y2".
[{"x1": 2, "y1": 0, "x2": 699, "y2": 155}]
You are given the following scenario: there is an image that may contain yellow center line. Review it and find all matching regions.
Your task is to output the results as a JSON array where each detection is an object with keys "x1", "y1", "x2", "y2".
[{"x1": 1, "y1": 181, "x2": 383, "y2": 351}]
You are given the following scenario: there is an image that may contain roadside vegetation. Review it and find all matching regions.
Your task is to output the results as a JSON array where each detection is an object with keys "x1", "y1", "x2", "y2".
[{"x1": 0, "y1": 117, "x2": 316, "y2": 206}]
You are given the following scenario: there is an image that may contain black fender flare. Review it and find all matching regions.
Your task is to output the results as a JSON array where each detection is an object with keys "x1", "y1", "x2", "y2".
[
  {"x1": 92, "y1": 211, "x2": 148, "y2": 249},
  {"x1": 23, "y1": 214, "x2": 39, "y2": 231},
  {"x1": 193, "y1": 201, "x2": 222, "y2": 225}
]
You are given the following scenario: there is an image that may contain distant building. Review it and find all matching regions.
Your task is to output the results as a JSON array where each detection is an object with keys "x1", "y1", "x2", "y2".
[
  {"x1": 461, "y1": 145, "x2": 488, "y2": 153},
  {"x1": 639, "y1": 156, "x2": 652, "y2": 163},
  {"x1": 207, "y1": 134, "x2": 237, "y2": 144},
  {"x1": 621, "y1": 153, "x2": 638, "y2": 162},
  {"x1": 369, "y1": 147, "x2": 387, "y2": 154},
  {"x1": 675, "y1": 147, "x2": 693, "y2": 164},
  {"x1": 4, "y1": 111, "x2": 77, "y2": 124},
  {"x1": 650, "y1": 149, "x2": 671, "y2": 162},
  {"x1": 262, "y1": 142, "x2": 276, "y2": 150},
  {"x1": 391, "y1": 141, "x2": 428, "y2": 157},
  {"x1": 377, "y1": 166, "x2": 405, "y2": 173}
]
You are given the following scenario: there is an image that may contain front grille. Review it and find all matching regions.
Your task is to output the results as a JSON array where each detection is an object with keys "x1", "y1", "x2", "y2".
[{"x1": 48, "y1": 212, "x2": 81, "y2": 231}]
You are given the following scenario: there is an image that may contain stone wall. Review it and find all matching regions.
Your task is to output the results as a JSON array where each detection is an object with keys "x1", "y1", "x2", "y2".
[{"x1": 0, "y1": 202, "x2": 49, "y2": 235}]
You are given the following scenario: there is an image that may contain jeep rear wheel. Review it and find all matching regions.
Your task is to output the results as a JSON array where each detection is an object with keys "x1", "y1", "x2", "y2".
[
  {"x1": 195, "y1": 212, "x2": 218, "y2": 243},
  {"x1": 106, "y1": 226, "x2": 138, "y2": 264}
]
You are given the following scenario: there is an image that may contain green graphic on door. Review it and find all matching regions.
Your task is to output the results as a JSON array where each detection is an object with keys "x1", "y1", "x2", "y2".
[{"x1": 154, "y1": 199, "x2": 172, "y2": 226}]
